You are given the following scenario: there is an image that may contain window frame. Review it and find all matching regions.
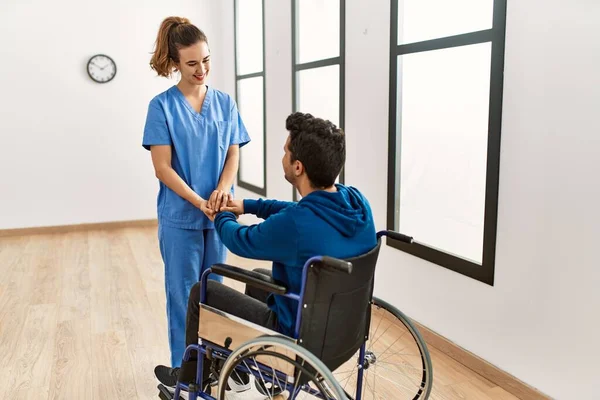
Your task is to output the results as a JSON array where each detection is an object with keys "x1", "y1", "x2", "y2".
[
  {"x1": 291, "y1": 0, "x2": 346, "y2": 201},
  {"x1": 234, "y1": 0, "x2": 268, "y2": 196},
  {"x1": 386, "y1": 0, "x2": 508, "y2": 285}
]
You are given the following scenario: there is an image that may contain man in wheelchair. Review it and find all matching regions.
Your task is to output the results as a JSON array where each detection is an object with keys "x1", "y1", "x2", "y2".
[{"x1": 154, "y1": 112, "x2": 377, "y2": 396}]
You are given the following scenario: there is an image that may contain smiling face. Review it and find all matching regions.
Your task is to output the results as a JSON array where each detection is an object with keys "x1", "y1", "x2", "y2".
[{"x1": 175, "y1": 41, "x2": 211, "y2": 86}]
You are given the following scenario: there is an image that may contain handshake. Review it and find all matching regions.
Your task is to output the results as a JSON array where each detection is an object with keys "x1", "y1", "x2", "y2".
[{"x1": 196, "y1": 189, "x2": 244, "y2": 221}]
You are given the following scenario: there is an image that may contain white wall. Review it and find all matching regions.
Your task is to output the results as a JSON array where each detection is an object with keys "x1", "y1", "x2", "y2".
[
  {"x1": 0, "y1": 0, "x2": 225, "y2": 229},
  {"x1": 221, "y1": 0, "x2": 600, "y2": 398}
]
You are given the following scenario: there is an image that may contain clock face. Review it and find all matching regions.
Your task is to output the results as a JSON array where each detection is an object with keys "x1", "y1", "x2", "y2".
[{"x1": 87, "y1": 54, "x2": 117, "y2": 83}]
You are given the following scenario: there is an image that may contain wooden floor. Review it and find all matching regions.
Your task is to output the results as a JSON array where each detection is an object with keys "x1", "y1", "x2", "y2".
[{"x1": 0, "y1": 226, "x2": 521, "y2": 399}]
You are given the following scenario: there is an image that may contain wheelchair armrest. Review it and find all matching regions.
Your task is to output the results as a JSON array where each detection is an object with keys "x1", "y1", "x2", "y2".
[{"x1": 211, "y1": 263, "x2": 288, "y2": 295}]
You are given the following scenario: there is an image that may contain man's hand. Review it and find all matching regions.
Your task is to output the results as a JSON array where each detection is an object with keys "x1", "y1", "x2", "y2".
[
  {"x1": 208, "y1": 189, "x2": 231, "y2": 213},
  {"x1": 220, "y1": 198, "x2": 244, "y2": 216}
]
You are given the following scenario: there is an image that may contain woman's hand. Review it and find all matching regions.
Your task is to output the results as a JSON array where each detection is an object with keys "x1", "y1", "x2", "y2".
[
  {"x1": 208, "y1": 189, "x2": 231, "y2": 213},
  {"x1": 195, "y1": 198, "x2": 216, "y2": 221}
]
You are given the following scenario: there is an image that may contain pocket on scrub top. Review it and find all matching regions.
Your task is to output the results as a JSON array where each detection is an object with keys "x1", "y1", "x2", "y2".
[{"x1": 215, "y1": 121, "x2": 231, "y2": 151}]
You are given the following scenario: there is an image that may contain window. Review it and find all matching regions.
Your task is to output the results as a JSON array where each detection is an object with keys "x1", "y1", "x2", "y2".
[
  {"x1": 387, "y1": 0, "x2": 507, "y2": 285},
  {"x1": 234, "y1": 0, "x2": 267, "y2": 196},
  {"x1": 291, "y1": 0, "x2": 345, "y2": 200}
]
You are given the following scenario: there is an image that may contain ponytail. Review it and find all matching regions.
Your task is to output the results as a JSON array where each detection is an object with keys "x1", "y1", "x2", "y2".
[{"x1": 150, "y1": 16, "x2": 208, "y2": 78}]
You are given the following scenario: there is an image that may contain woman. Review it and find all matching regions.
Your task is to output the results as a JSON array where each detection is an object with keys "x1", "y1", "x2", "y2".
[{"x1": 142, "y1": 16, "x2": 250, "y2": 369}]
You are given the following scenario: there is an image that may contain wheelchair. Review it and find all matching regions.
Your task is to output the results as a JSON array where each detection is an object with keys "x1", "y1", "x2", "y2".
[{"x1": 157, "y1": 230, "x2": 433, "y2": 399}]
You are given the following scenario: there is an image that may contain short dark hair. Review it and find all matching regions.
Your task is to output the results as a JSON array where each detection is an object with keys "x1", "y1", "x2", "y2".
[{"x1": 285, "y1": 112, "x2": 345, "y2": 188}]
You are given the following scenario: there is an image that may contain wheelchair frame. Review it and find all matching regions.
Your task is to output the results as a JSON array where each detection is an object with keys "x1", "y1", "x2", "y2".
[{"x1": 168, "y1": 230, "x2": 417, "y2": 400}]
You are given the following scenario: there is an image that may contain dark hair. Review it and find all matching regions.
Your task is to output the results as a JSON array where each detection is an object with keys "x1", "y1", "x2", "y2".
[
  {"x1": 149, "y1": 16, "x2": 209, "y2": 77},
  {"x1": 285, "y1": 112, "x2": 345, "y2": 188}
]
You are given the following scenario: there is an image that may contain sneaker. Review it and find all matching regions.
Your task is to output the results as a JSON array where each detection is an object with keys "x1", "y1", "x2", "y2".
[
  {"x1": 255, "y1": 378, "x2": 284, "y2": 397},
  {"x1": 155, "y1": 365, "x2": 180, "y2": 388},
  {"x1": 227, "y1": 371, "x2": 251, "y2": 392}
]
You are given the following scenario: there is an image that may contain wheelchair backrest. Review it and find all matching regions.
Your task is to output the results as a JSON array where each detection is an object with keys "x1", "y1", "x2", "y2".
[{"x1": 297, "y1": 239, "x2": 382, "y2": 372}]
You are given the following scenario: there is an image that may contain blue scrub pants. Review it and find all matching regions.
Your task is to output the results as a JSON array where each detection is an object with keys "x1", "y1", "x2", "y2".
[{"x1": 158, "y1": 223, "x2": 225, "y2": 367}]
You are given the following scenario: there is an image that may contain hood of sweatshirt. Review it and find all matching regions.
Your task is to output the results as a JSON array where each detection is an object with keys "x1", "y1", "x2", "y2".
[{"x1": 299, "y1": 184, "x2": 372, "y2": 237}]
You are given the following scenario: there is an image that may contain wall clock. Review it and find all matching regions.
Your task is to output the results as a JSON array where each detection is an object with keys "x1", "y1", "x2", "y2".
[{"x1": 87, "y1": 54, "x2": 117, "y2": 83}]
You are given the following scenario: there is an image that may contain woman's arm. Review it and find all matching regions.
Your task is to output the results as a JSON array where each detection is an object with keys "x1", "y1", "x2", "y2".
[
  {"x1": 209, "y1": 144, "x2": 240, "y2": 211},
  {"x1": 217, "y1": 144, "x2": 239, "y2": 192},
  {"x1": 151, "y1": 145, "x2": 210, "y2": 212}
]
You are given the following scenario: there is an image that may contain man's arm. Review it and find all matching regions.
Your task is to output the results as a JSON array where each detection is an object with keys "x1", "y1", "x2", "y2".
[
  {"x1": 244, "y1": 199, "x2": 296, "y2": 219},
  {"x1": 214, "y1": 210, "x2": 297, "y2": 263}
]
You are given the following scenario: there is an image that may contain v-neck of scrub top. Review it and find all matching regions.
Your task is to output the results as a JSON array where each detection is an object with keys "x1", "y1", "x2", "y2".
[{"x1": 171, "y1": 85, "x2": 213, "y2": 121}]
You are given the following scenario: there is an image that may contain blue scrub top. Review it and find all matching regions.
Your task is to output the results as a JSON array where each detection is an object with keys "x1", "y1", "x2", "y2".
[{"x1": 142, "y1": 85, "x2": 250, "y2": 230}]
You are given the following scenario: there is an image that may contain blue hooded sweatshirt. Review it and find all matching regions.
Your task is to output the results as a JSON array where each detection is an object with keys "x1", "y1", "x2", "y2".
[{"x1": 214, "y1": 184, "x2": 377, "y2": 337}]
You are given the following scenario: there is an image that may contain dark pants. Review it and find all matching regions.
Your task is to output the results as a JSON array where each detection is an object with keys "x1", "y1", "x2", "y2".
[{"x1": 180, "y1": 268, "x2": 278, "y2": 383}]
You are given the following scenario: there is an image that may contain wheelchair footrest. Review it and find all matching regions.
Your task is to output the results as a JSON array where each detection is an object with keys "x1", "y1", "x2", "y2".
[{"x1": 157, "y1": 384, "x2": 174, "y2": 400}]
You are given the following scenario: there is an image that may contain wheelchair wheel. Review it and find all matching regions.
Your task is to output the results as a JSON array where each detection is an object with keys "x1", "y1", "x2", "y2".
[
  {"x1": 332, "y1": 296, "x2": 433, "y2": 400},
  {"x1": 217, "y1": 335, "x2": 348, "y2": 399}
]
